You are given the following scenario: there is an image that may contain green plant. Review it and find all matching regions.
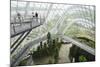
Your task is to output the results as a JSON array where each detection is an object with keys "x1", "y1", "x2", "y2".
[
  {"x1": 40, "y1": 41, "x2": 43, "y2": 49},
  {"x1": 47, "y1": 32, "x2": 51, "y2": 40},
  {"x1": 18, "y1": 59, "x2": 27, "y2": 66},
  {"x1": 69, "y1": 45, "x2": 95, "y2": 62},
  {"x1": 79, "y1": 55, "x2": 87, "y2": 62},
  {"x1": 32, "y1": 32, "x2": 62, "y2": 64}
]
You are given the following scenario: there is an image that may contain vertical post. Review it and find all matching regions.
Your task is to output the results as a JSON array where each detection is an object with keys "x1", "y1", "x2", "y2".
[
  {"x1": 24, "y1": 2, "x2": 30, "y2": 18},
  {"x1": 13, "y1": 16, "x2": 16, "y2": 34},
  {"x1": 40, "y1": 15, "x2": 41, "y2": 24},
  {"x1": 13, "y1": 24, "x2": 16, "y2": 34},
  {"x1": 30, "y1": 21, "x2": 32, "y2": 28}
]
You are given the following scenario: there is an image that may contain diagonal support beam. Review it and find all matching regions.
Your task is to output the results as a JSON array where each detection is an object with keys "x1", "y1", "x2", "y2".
[
  {"x1": 11, "y1": 33, "x2": 25, "y2": 48},
  {"x1": 44, "y1": 4, "x2": 53, "y2": 23},
  {"x1": 58, "y1": 34, "x2": 95, "y2": 55},
  {"x1": 11, "y1": 29, "x2": 32, "y2": 54}
]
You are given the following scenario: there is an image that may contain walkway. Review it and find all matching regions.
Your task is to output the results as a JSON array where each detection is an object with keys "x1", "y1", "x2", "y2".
[
  {"x1": 58, "y1": 44, "x2": 72, "y2": 63},
  {"x1": 11, "y1": 18, "x2": 44, "y2": 37}
]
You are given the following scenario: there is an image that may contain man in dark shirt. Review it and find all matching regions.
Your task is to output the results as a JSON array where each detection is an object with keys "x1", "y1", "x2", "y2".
[
  {"x1": 35, "y1": 12, "x2": 38, "y2": 22},
  {"x1": 35, "y1": 12, "x2": 38, "y2": 17}
]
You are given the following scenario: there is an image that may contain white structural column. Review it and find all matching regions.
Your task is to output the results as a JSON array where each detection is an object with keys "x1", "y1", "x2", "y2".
[{"x1": 24, "y1": 2, "x2": 30, "y2": 18}]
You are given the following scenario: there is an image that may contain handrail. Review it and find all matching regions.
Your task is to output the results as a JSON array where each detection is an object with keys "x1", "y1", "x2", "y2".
[{"x1": 58, "y1": 34, "x2": 95, "y2": 55}]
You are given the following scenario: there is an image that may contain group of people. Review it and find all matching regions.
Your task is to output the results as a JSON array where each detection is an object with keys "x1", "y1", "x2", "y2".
[
  {"x1": 32, "y1": 12, "x2": 39, "y2": 22},
  {"x1": 16, "y1": 12, "x2": 39, "y2": 24},
  {"x1": 32, "y1": 12, "x2": 38, "y2": 18},
  {"x1": 17, "y1": 13, "x2": 22, "y2": 25}
]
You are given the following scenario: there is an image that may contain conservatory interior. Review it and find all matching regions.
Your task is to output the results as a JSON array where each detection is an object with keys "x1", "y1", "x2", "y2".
[{"x1": 10, "y1": 0, "x2": 95, "y2": 66}]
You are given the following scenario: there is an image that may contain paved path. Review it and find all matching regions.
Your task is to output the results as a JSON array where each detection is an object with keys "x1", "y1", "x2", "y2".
[{"x1": 58, "y1": 44, "x2": 72, "y2": 63}]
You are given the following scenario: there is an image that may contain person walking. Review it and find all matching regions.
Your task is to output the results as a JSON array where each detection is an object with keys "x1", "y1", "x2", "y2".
[
  {"x1": 32, "y1": 12, "x2": 35, "y2": 18},
  {"x1": 17, "y1": 13, "x2": 22, "y2": 25},
  {"x1": 35, "y1": 12, "x2": 38, "y2": 22}
]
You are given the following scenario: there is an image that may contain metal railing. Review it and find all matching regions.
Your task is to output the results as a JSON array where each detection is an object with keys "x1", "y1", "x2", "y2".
[{"x1": 11, "y1": 15, "x2": 45, "y2": 37}]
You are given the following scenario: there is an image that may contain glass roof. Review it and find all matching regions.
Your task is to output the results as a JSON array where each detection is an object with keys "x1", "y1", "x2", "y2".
[{"x1": 11, "y1": 0, "x2": 95, "y2": 55}]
